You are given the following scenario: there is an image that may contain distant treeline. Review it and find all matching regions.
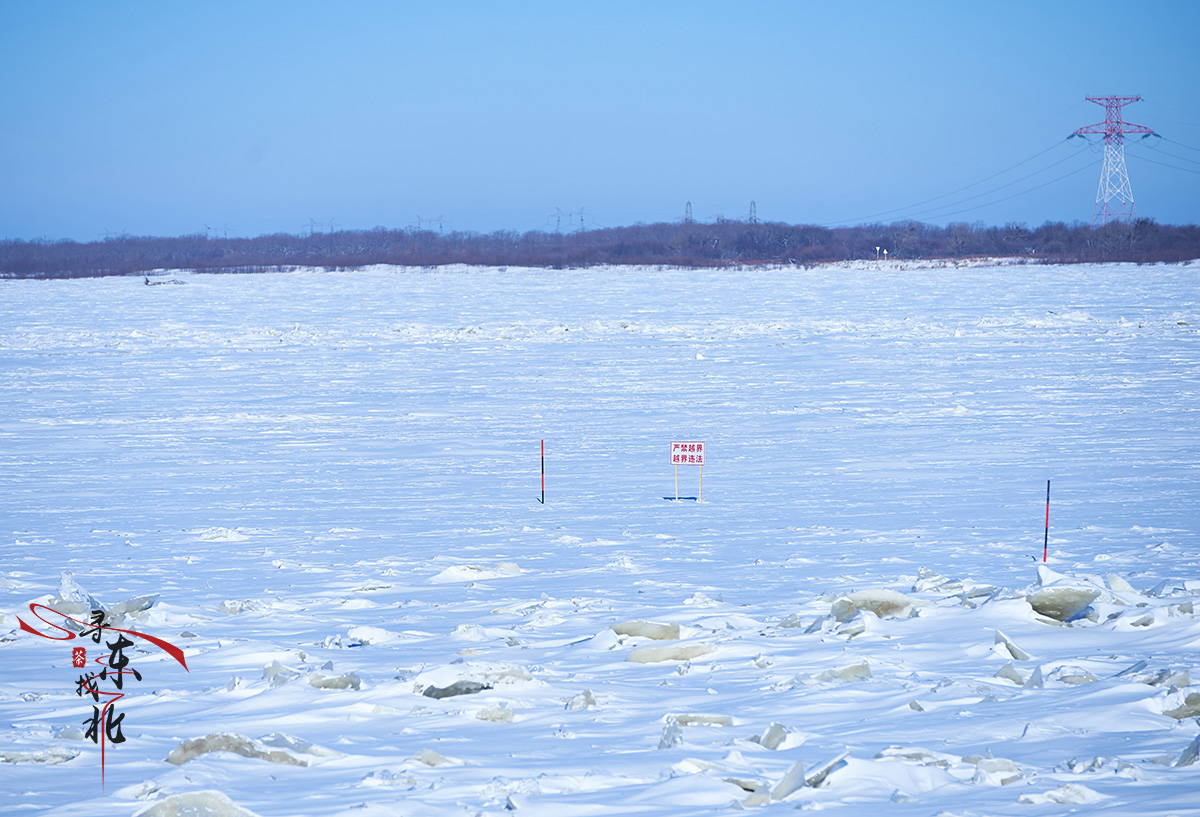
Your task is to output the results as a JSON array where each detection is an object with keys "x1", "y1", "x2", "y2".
[{"x1": 2, "y1": 218, "x2": 1198, "y2": 278}]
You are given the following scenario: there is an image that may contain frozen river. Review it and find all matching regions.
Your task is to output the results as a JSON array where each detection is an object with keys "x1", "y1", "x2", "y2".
[{"x1": 2, "y1": 261, "x2": 1198, "y2": 815}]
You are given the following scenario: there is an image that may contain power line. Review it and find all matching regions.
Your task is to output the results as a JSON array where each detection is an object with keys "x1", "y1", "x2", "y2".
[
  {"x1": 816, "y1": 100, "x2": 1089, "y2": 216},
  {"x1": 908, "y1": 161, "x2": 1097, "y2": 223},
  {"x1": 1144, "y1": 146, "x2": 1200, "y2": 167},
  {"x1": 1131, "y1": 152, "x2": 1200, "y2": 176},
  {"x1": 824, "y1": 140, "x2": 1085, "y2": 226},
  {"x1": 1158, "y1": 136, "x2": 1200, "y2": 154}
]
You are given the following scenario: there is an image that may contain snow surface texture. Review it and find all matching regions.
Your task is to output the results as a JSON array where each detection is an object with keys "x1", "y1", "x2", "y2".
[{"x1": 1, "y1": 262, "x2": 1199, "y2": 816}]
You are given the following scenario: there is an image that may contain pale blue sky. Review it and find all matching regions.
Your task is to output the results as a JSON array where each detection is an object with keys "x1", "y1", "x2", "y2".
[{"x1": 3, "y1": 1, "x2": 1197, "y2": 241}]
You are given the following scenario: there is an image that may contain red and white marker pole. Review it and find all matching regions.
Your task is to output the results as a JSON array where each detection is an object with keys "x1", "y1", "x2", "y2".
[{"x1": 1042, "y1": 480, "x2": 1051, "y2": 562}]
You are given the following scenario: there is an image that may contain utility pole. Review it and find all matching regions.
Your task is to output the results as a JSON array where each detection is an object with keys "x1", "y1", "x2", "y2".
[{"x1": 1073, "y1": 96, "x2": 1155, "y2": 227}]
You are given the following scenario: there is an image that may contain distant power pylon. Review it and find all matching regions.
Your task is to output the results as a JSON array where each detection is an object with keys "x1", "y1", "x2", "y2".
[
  {"x1": 549, "y1": 207, "x2": 591, "y2": 233},
  {"x1": 547, "y1": 208, "x2": 569, "y2": 232},
  {"x1": 1072, "y1": 95, "x2": 1155, "y2": 227},
  {"x1": 746, "y1": 201, "x2": 759, "y2": 224},
  {"x1": 412, "y1": 215, "x2": 448, "y2": 233},
  {"x1": 684, "y1": 202, "x2": 694, "y2": 224}
]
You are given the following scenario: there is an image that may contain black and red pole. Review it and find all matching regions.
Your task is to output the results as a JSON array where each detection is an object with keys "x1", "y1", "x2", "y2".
[
  {"x1": 1042, "y1": 480, "x2": 1051, "y2": 562},
  {"x1": 539, "y1": 440, "x2": 545, "y2": 504}
]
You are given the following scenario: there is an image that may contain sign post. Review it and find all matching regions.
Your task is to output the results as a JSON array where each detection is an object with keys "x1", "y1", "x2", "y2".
[{"x1": 670, "y1": 441, "x2": 705, "y2": 501}]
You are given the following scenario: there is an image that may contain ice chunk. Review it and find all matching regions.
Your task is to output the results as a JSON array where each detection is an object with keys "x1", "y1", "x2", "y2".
[
  {"x1": 258, "y1": 733, "x2": 342, "y2": 759},
  {"x1": 360, "y1": 769, "x2": 417, "y2": 788},
  {"x1": 431, "y1": 563, "x2": 520, "y2": 583},
  {"x1": 1129, "y1": 612, "x2": 1156, "y2": 627},
  {"x1": 1049, "y1": 666, "x2": 1098, "y2": 685},
  {"x1": 57, "y1": 570, "x2": 102, "y2": 610},
  {"x1": 994, "y1": 630, "x2": 1031, "y2": 661},
  {"x1": 725, "y1": 777, "x2": 767, "y2": 801},
  {"x1": 1131, "y1": 667, "x2": 1190, "y2": 687},
  {"x1": 308, "y1": 670, "x2": 361, "y2": 690},
  {"x1": 912, "y1": 566, "x2": 950, "y2": 593},
  {"x1": 262, "y1": 660, "x2": 300, "y2": 687},
  {"x1": 1026, "y1": 586, "x2": 1099, "y2": 621},
  {"x1": 565, "y1": 690, "x2": 596, "y2": 710},
  {"x1": 611, "y1": 620, "x2": 680, "y2": 640},
  {"x1": 166, "y1": 732, "x2": 336, "y2": 767},
  {"x1": 1164, "y1": 692, "x2": 1200, "y2": 720},
  {"x1": 135, "y1": 790, "x2": 262, "y2": 817},
  {"x1": 411, "y1": 749, "x2": 458, "y2": 767},
  {"x1": 770, "y1": 757, "x2": 807, "y2": 800},
  {"x1": 658, "y1": 717, "x2": 683, "y2": 749},
  {"x1": 818, "y1": 660, "x2": 871, "y2": 683},
  {"x1": 1113, "y1": 659, "x2": 1148, "y2": 678},
  {"x1": 346, "y1": 625, "x2": 402, "y2": 645},
  {"x1": 1107, "y1": 574, "x2": 1137, "y2": 593},
  {"x1": 116, "y1": 780, "x2": 161, "y2": 801},
  {"x1": 626, "y1": 643, "x2": 715, "y2": 663},
  {"x1": 831, "y1": 589, "x2": 920, "y2": 621},
  {"x1": 993, "y1": 662, "x2": 1024, "y2": 685},
  {"x1": 753, "y1": 722, "x2": 789, "y2": 750},
  {"x1": 804, "y1": 615, "x2": 827, "y2": 634},
  {"x1": 1045, "y1": 783, "x2": 1107, "y2": 804},
  {"x1": 422, "y1": 680, "x2": 491, "y2": 699},
  {"x1": 973, "y1": 757, "x2": 1021, "y2": 785},
  {"x1": 1177, "y1": 734, "x2": 1200, "y2": 767},
  {"x1": 875, "y1": 746, "x2": 954, "y2": 768},
  {"x1": 475, "y1": 703, "x2": 514, "y2": 722},
  {"x1": 836, "y1": 611, "x2": 868, "y2": 637},
  {"x1": 111, "y1": 594, "x2": 159, "y2": 616},
  {"x1": 218, "y1": 599, "x2": 258, "y2": 615},
  {"x1": 673, "y1": 713, "x2": 733, "y2": 727},
  {"x1": 0, "y1": 746, "x2": 80, "y2": 764},
  {"x1": 52, "y1": 724, "x2": 86, "y2": 741},
  {"x1": 196, "y1": 527, "x2": 249, "y2": 541},
  {"x1": 805, "y1": 751, "x2": 850, "y2": 787}
]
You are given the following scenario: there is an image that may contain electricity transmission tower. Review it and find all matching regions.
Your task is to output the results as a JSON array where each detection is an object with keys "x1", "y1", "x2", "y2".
[
  {"x1": 1073, "y1": 95, "x2": 1155, "y2": 227},
  {"x1": 413, "y1": 215, "x2": 448, "y2": 233},
  {"x1": 746, "y1": 201, "x2": 758, "y2": 224},
  {"x1": 568, "y1": 207, "x2": 592, "y2": 232},
  {"x1": 684, "y1": 202, "x2": 694, "y2": 224},
  {"x1": 548, "y1": 208, "x2": 569, "y2": 232}
]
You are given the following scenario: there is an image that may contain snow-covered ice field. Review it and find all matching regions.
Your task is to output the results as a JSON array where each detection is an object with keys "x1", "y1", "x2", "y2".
[{"x1": 2, "y1": 262, "x2": 1199, "y2": 816}]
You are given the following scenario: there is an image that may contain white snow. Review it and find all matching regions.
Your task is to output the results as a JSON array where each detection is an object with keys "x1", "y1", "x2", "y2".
[{"x1": 1, "y1": 262, "x2": 1199, "y2": 815}]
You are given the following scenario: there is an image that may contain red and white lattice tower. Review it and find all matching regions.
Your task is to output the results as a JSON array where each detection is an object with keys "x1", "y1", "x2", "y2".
[{"x1": 1073, "y1": 95, "x2": 1154, "y2": 227}]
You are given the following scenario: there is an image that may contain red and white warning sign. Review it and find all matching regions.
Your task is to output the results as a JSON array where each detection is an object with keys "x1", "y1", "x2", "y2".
[
  {"x1": 670, "y1": 441, "x2": 705, "y2": 501},
  {"x1": 671, "y1": 441, "x2": 705, "y2": 465}
]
